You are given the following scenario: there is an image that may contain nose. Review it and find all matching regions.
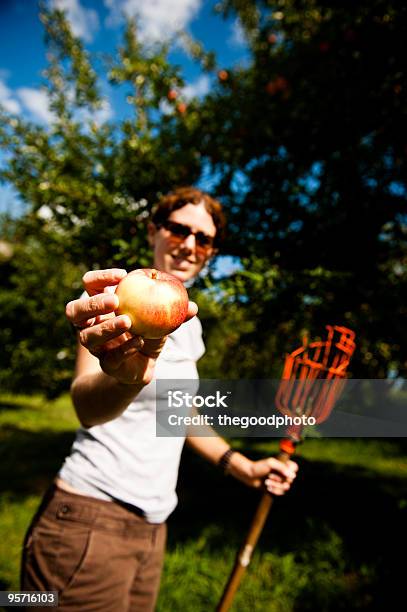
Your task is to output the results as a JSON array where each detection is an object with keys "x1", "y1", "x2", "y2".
[{"x1": 181, "y1": 233, "x2": 196, "y2": 251}]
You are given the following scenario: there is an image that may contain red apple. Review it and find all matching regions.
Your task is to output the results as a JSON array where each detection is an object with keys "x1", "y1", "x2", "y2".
[
  {"x1": 177, "y1": 102, "x2": 187, "y2": 114},
  {"x1": 115, "y1": 268, "x2": 189, "y2": 339},
  {"x1": 167, "y1": 89, "x2": 178, "y2": 101},
  {"x1": 266, "y1": 81, "x2": 277, "y2": 95},
  {"x1": 274, "y1": 76, "x2": 288, "y2": 91}
]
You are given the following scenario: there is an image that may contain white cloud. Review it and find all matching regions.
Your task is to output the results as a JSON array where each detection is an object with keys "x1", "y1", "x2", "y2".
[
  {"x1": 104, "y1": 0, "x2": 202, "y2": 44},
  {"x1": 94, "y1": 98, "x2": 113, "y2": 124},
  {"x1": 51, "y1": 0, "x2": 99, "y2": 42},
  {"x1": 0, "y1": 78, "x2": 21, "y2": 114},
  {"x1": 182, "y1": 74, "x2": 210, "y2": 101},
  {"x1": 1, "y1": 74, "x2": 112, "y2": 127},
  {"x1": 17, "y1": 83, "x2": 112, "y2": 126},
  {"x1": 228, "y1": 18, "x2": 247, "y2": 48},
  {"x1": 159, "y1": 99, "x2": 173, "y2": 115},
  {"x1": 78, "y1": 98, "x2": 113, "y2": 125},
  {"x1": 17, "y1": 88, "x2": 55, "y2": 124}
]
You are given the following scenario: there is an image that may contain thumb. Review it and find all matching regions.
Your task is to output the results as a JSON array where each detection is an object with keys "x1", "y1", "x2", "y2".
[{"x1": 185, "y1": 301, "x2": 198, "y2": 322}]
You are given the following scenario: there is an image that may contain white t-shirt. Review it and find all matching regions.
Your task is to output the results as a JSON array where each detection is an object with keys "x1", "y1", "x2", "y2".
[{"x1": 58, "y1": 316, "x2": 205, "y2": 523}]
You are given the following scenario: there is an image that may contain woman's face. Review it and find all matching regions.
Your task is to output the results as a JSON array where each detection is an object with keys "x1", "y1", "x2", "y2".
[{"x1": 148, "y1": 203, "x2": 217, "y2": 282}]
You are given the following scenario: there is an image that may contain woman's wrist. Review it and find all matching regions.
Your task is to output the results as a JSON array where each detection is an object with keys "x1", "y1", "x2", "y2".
[
  {"x1": 115, "y1": 378, "x2": 144, "y2": 389},
  {"x1": 220, "y1": 450, "x2": 253, "y2": 482},
  {"x1": 218, "y1": 448, "x2": 236, "y2": 475}
]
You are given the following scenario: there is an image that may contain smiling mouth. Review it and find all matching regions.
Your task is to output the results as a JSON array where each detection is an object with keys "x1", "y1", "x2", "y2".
[{"x1": 171, "y1": 253, "x2": 197, "y2": 265}]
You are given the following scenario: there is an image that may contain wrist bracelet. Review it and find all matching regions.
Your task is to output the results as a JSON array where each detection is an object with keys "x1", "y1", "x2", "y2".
[{"x1": 218, "y1": 448, "x2": 235, "y2": 475}]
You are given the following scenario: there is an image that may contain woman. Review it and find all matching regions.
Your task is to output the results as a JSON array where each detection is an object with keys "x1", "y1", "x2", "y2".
[{"x1": 21, "y1": 187, "x2": 297, "y2": 611}]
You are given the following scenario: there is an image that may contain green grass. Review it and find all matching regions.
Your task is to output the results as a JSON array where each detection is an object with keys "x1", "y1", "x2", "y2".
[{"x1": 1, "y1": 393, "x2": 406, "y2": 610}]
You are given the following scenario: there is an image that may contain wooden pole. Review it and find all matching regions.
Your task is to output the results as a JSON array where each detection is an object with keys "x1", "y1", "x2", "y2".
[{"x1": 216, "y1": 451, "x2": 290, "y2": 612}]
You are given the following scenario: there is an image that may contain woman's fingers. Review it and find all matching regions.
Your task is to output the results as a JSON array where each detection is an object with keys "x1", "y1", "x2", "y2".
[
  {"x1": 65, "y1": 269, "x2": 126, "y2": 329},
  {"x1": 264, "y1": 479, "x2": 290, "y2": 495},
  {"x1": 100, "y1": 337, "x2": 158, "y2": 386},
  {"x1": 66, "y1": 293, "x2": 120, "y2": 328},
  {"x1": 265, "y1": 458, "x2": 298, "y2": 481},
  {"x1": 264, "y1": 459, "x2": 298, "y2": 494},
  {"x1": 82, "y1": 269, "x2": 127, "y2": 296},
  {"x1": 79, "y1": 315, "x2": 132, "y2": 351},
  {"x1": 101, "y1": 336, "x2": 145, "y2": 372}
]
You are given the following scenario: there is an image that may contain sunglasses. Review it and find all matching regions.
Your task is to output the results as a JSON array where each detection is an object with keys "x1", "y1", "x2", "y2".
[{"x1": 157, "y1": 220, "x2": 215, "y2": 252}]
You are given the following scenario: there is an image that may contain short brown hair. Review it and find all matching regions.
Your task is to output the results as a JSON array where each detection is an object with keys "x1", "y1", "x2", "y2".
[{"x1": 151, "y1": 186, "x2": 226, "y2": 247}]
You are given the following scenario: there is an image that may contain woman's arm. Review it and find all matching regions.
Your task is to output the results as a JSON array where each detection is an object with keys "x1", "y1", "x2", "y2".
[{"x1": 70, "y1": 343, "x2": 147, "y2": 428}]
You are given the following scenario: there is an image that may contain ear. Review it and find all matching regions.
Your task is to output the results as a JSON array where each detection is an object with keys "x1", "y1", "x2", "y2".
[{"x1": 147, "y1": 222, "x2": 157, "y2": 247}]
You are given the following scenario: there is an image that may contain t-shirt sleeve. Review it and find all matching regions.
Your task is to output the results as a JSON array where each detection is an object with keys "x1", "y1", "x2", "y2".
[{"x1": 160, "y1": 315, "x2": 205, "y2": 362}]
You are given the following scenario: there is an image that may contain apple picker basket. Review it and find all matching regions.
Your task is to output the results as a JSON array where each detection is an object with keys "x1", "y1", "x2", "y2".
[{"x1": 216, "y1": 325, "x2": 356, "y2": 612}]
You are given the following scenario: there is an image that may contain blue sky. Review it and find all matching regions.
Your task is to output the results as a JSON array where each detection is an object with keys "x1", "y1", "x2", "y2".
[
  {"x1": 0, "y1": 0, "x2": 249, "y2": 216},
  {"x1": 0, "y1": 0, "x2": 248, "y2": 277}
]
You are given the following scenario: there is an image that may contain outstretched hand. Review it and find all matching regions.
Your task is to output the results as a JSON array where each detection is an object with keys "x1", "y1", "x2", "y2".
[{"x1": 65, "y1": 268, "x2": 198, "y2": 385}]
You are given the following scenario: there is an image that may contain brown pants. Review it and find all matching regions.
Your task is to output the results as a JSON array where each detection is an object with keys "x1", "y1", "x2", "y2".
[{"x1": 20, "y1": 485, "x2": 167, "y2": 612}]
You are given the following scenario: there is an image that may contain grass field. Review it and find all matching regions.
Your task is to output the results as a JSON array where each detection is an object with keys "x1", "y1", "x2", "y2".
[{"x1": 0, "y1": 393, "x2": 406, "y2": 611}]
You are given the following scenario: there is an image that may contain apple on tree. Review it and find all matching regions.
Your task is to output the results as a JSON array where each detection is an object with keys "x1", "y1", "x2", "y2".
[
  {"x1": 167, "y1": 89, "x2": 178, "y2": 101},
  {"x1": 176, "y1": 102, "x2": 187, "y2": 114},
  {"x1": 115, "y1": 269, "x2": 189, "y2": 339}
]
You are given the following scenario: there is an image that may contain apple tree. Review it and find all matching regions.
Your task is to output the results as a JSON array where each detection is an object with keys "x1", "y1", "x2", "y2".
[
  {"x1": 0, "y1": 7, "x2": 210, "y2": 396},
  {"x1": 187, "y1": 0, "x2": 407, "y2": 378}
]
